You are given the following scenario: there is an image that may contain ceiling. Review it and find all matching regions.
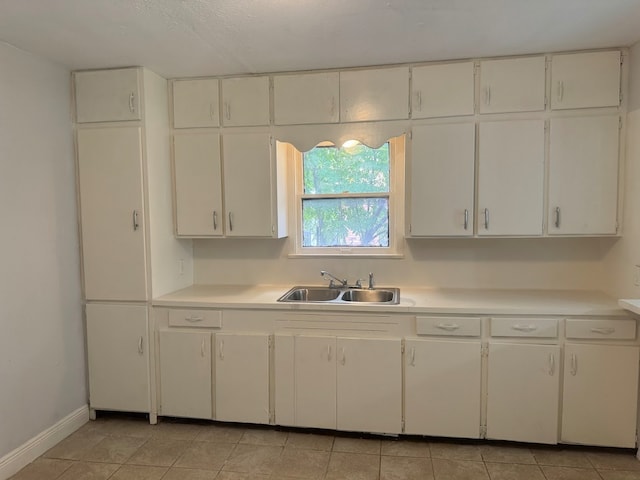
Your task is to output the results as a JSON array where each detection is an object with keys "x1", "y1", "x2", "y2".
[{"x1": 1, "y1": 0, "x2": 640, "y2": 79}]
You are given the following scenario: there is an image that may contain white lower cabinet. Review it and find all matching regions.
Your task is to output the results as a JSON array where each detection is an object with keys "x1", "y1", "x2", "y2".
[
  {"x1": 562, "y1": 344, "x2": 639, "y2": 448},
  {"x1": 86, "y1": 303, "x2": 150, "y2": 413},
  {"x1": 214, "y1": 332, "x2": 271, "y2": 424},
  {"x1": 487, "y1": 343, "x2": 560, "y2": 444},
  {"x1": 159, "y1": 330, "x2": 212, "y2": 419},
  {"x1": 404, "y1": 339, "x2": 481, "y2": 438}
]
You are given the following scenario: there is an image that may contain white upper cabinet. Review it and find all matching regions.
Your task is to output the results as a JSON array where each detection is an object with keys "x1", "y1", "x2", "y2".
[
  {"x1": 173, "y1": 133, "x2": 223, "y2": 237},
  {"x1": 410, "y1": 123, "x2": 475, "y2": 236},
  {"x1": 74, "y1": 68, "x2": 142, "y2": 123},
  {"x1": 221, "y1": 76, "x2": 270, "y2": 126},
  {"x1": 551, "y1": 51, "x2": 621, "y2": 110},
  {"x1": 479, "y1": 56, "x2": 546, "y2": 113},
  {"x1": 411, "y1": 62, "x2": 475, "y2": 118},
  {"x1": 274, "y1": 72, "x2": 339, "y2": 125},
  {"x1": 340, "y1": 67, "x2": 409, "y2": 122},
  {"x1": 172, "y1": 78, "x2": 220, "y2": 128},
  {"x1": 548, "y1": 115, "x2": 620, "y2": 235},
  {"x1": 477, "y1": 120, "x2": 545, "y2": 236}
]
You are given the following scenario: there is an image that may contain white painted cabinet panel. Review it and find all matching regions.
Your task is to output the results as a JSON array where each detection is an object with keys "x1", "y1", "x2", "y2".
[
  {"x1": 487, "y1": 343, "x2": 560, "y2": 444},
  {"x1": 172, "y1": 78, "x2": 220, "y2": 128},
  {"x1": 274, "y1": 334, "x2": 295, "y2": 426},
  {"x1": 479, "y1": 56, "x2": 546, "y2": 113},
  {"x1": 215, "y1": 333, "x2": 270, "y2": 424},
  {"x1": 548, "y1": 115, "x2": 620, "y2": 235},
  {"x1": 551, "y1": 51, "x2": 621, "y2": 110},
  {"x1": 77, "y1": 127, "x2": 147, "y2": 301},
  {"x1": 562, "y1": 344, "x2": 639, "y2": 448},
  {"x1": 340, "y1": 67, "x2": 409, "y2": 122},
  {"x1": 405, "y1": 339, "x2": 481, "y2": 438},
  {"x1": 173, "y1": 133, "x2": 223, "y2": 236},
  {"x1": 74, "y1": 68, "x2": 141, "y2": 123},
  {"x1": 295, "y1": 336, "x2": 337, "y2": 429},
  {"x1": 86, "y1": 304, "x2": 150, "y2": 413},
  {"x1": 411, "y1": 62, "x2": 475, "y2": 118},
  {"x1": 274, "y1": 72, "x2": 339, "y2": 125},
  {"x1": 159, "y1": 330, "x2": 212, "y2": 419},
  {"x1": 478, "y1": 120, "x2": 545, "y2": 236},
  {"x1": 221, "y1": 76, "x2": 270, "y2": 126},
  {"x1": 336, "y1": 337, "x2": 402, "y2": 434},
  {"x1": 410, "y1": 123, "x2": 475, "y2": 236}
]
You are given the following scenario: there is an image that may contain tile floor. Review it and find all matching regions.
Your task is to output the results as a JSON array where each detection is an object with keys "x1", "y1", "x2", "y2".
[{"x1": 9, "y1": 413, "x2": 640, "y2": 479}]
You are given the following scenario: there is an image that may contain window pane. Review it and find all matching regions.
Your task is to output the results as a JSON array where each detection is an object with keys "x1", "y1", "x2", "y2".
[
  {"x1": 303, "y1": 143, "x2": 390, "y2": 194},
  {"x1": 302, "y1": 198, "x2": 389, "y2": 247}
]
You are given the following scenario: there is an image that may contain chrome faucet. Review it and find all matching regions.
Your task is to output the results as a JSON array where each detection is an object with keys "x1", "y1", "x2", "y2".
[
  {"x1": 320, "y1": 270, "x2": 348, "y2": 288},
  {"x1": 368, "y1": 272, "x2": 375, "y2": 289}
]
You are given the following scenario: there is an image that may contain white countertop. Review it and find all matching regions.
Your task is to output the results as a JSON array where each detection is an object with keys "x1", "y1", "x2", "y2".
[
  {"x1": 619, "y1": 299, "x2": 640, "y2": 316},
  {"x1": 153, "y1": 284, "x2": 626, "y2": 316}
]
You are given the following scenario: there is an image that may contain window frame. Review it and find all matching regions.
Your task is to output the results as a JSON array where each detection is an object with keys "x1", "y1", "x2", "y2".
[{"x1": 289, "y1": 136, "x2": 405, "y2": 257}]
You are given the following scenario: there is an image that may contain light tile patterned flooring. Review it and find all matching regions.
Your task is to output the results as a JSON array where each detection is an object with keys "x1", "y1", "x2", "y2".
[{"x1": 10, "y1": 413, "x2": 640, "y2": 480}]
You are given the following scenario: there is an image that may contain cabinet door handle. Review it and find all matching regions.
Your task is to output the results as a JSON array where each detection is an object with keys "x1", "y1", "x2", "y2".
[
  {"x1": 512, "y1": 324, "x2": 538, "y2": 332},
  {"x1": 327, "y1": 344, "x2": 332, "y2": 361},
  {"x1": 548, "y1": 353, "x2": 555, "y2": 376},
  {"x1": 138, "y1": 336, "x2": 143, "y2": 355},
  {"x1": 132, "y1": 210, "x2": 139, "y2": 231},
  {"x1": 483, "y1": 86, "x2": 491, "y2": 106},
  {"x1": 557, "y1": 81, "x2": 564, "y2": 102},
  {"x1": 464, "y1": 209, "x2": 469, "y2": 231},
  {"x1": 330, "y1": 96, "x2": 336, "y2": 117},
  {"x1": 570, "y1": 353, "x2": 577, "y2": 376},
  {"x1": 410, "y1": 347, "x2": 416, "y2": 366},
  {"x1": 213, "y1": 211, "x2": 218, "y2": 230},
  {"x1": 484, "y1": 208, "x2": 489, "y2": 229},
  {"x1": 218, "y1": 340, "x2": 224, "y2": 360},
  {"x1": 129, "y1": 92, "x2": 135, "y2": 113},
  {"x1": 340, "y1": 347, "x2": 346, "y2": 366},
  {"x1": 225, "y1": 102, "x2": 231, "y2": 120},
  {"x1": 591, "y1": 327, "x2": 615, "y2": 335},
  {"x1": 436, "y1": 323, "x2": 460, "y2": 331},
  {"x1": 554, "y1": 207, "x2": 561, "y2": 228},
  {"x1": 229, "y1": 212, "x2": 233, "y2": 231},
  {"x1": 186, "y1": 316, "x2": 203, "y2": 322},
  {"x1": 416, "y1": 90, "x2": 422, "y2": 112}
]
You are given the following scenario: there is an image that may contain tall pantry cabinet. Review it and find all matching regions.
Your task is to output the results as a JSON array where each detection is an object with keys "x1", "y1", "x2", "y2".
[{"x1": 74, "y1": 67, "x2": 193, "y2": 422}]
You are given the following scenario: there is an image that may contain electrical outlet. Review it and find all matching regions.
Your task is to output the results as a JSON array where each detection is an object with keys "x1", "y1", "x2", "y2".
[{"x1": 634, "y1": 265, "x2": 640, "y2": 287}]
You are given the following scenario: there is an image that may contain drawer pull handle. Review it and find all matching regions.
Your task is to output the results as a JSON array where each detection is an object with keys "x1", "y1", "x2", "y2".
[
  {"x1": 436, "y1": 323, "x2": 460, "y2": 331},
  {"x1": 138, "y1": 336, "x2": 144, "y2": 355},
  {"x1": 327, "y1": 344, "x2": 332, "y2": 361},
  {"x1": 463, "y1": 209, "x2": 469, "y2": 230},
  {"x1": 410, "y1": 347, "x2": 416, "y2": 366},
  {"x1": 548, "y1": 353, "x2": 555, "y2": 376},
  {"x1": 201, "y1": 339, "x2": 206, "y2": 357},
  {"x1": 219, "y1": 340, "x2": 224, "y2": 360},
  {"x1": 512, "y1": 324, "x2": 538, "y2": 332},
  {"x1": 590, "y1": 327, "x2": 615, "y2": 335},
  {"x1": 186, "y1": 316, "x2": 204, "y2": 322},
  {"x1": 340, "y1": 347, "x2": 346, "y2": 366},
  {"x1": 129, "y1": 92, "x2": 135, "y2": 113},
  {"x1": 570, "y1": 353, "x2": 578, "y2": 376}
]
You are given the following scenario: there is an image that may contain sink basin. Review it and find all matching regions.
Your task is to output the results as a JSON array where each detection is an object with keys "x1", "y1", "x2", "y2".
[{"x1": 278, "y1": 286, "x2": 400, "y2": 304}]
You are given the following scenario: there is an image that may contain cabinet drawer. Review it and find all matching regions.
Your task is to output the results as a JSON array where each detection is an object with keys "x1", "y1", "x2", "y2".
[
  {"x1": 169, "y1": 309, "x2": 222, "y2": 328},
  {"x1": 565, "y1": 319, "x2": 636, "y2": 340},
  {"x1": 416, "y1": 316, "x2": 481, "y2": 337},
  {"x1": 491, "y1": 318, "x2": 558, "y2": 338}
]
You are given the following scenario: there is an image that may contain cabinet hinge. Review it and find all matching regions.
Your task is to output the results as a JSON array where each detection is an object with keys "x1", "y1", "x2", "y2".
[
  {"x1": 269, "y1": 136, "x2": 274, "y2": 146},
  {"x1": 268, "y1": 336, "x2": 274, "y2": 348},
  {"x1": 401, "y1": 343, "x2": 405, "y2": 354},
  {"x1": 480, "y1": 425, "x2": 487, "y2": 438}
]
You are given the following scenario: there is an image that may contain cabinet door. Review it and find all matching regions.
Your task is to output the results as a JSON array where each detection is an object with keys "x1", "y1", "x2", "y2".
[
  {"x1": 215, "y1": 333, "x2": 270, "y2": 424},
  {"x1": 295, "y1": 336, "x2": 337, "y2": 429},
  {"x1": 487, "y1": 343, "x2": 560, "y2": 444},
  {"x1": 410, "y1": 123, "x2": 475, "y2": 236},
  {"x1": 478, "y1": 120, "x2": 544, "y2": 236},
  {"x1": 412, "y1": 62, "x2": 475, "y2": 118},
  {"x1": 274, "y1": 72, "x2": 339, "y2": 125},
  {"x1": 223, "y1": 133, "x2": 275, "y2": 237},
  {"x1": 86, "y1": 303, "x2": 150, "y2": 412},
  {"x1": 340, "y1": 67, "x2": 409, "y2": 122},
  {"x1": 405, "y1": 339, "x2": 481, "y2": 438},
  {"x1": 479, "y1": 56, "x2": 546, "y2": 113},
  {"x1": 75, "y1": 68, "x2": 141, "y2": 123},
  {"x1": 77, "y1": 127, "x2": 147, "y2": 301},
  {"x1": 562, "y1": 344, "x2": 639, "y2": 448},
  {"x1": 221, "y1": 76, "x2": 270, "y2": 127},
  {"x1": 159, "y1": 330, "x2": 212, "y2": 419},
  {"x1": 551, "y1": 51, "x2": 621, "y2": 110},
  {"x1": 173, "y1": 133, "x2": 223, "y2": 236},
  {"x1": 172, "y1": 78, "x2": 220, "y2": 128},
  {"x1": 274, "y1": 334, "x2": 295, "y2": 426},
  {"x1": 548, "y1": 115, "x2": 619, "y2": 235},
  {"x1": 336, "y1": 337, "x2": 402, "y2": 434}
]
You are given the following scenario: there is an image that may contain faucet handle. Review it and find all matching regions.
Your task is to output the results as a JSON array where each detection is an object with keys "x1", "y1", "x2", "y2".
[{"x1": 354, "y1": 279, "x2": 362, "y2": 288}]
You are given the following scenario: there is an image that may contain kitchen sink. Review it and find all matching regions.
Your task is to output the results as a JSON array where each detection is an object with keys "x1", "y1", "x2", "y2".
[{"x1": 278, "y1": 286, "x2": 400, "y2": 304}]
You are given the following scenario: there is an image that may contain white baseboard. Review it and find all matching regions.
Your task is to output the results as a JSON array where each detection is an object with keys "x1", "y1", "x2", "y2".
[{"x1": 0, "y1": 404, "x2": 89, "y2": 480}]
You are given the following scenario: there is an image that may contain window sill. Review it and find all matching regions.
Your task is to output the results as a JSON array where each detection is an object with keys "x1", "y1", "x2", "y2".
[{"x1": 288, "y1": 252, "x2": 404, "y2": 259}]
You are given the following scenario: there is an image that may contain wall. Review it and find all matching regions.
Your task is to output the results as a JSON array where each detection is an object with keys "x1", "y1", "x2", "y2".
[
  {"x1": 603, "y1": 42, "x2": 640, "y2": 299},
  {"x1": 0, "y1": 42, "x2": 85, "y2": 457}
]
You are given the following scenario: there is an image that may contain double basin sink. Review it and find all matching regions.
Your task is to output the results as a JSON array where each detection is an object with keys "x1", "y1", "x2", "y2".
[{"x1": 278, "y1": 286, "x2": 400, "y2": 304}]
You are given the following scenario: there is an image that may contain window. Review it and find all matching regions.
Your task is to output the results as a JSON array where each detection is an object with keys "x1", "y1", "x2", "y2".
[{"x1": 291, "y1": 136, "x2": 404, "y2": 256}]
